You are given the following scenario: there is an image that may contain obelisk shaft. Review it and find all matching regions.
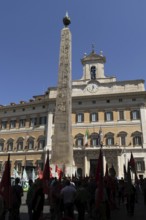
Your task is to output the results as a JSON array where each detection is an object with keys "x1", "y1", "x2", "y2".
[{"x1": 51, "y1": 26, "x2": 73, "y2": 166}]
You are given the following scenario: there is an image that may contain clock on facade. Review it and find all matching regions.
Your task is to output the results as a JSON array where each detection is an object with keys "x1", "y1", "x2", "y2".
[{"x1": 87, "y1": 83, "x2": 98, "y2": 93}]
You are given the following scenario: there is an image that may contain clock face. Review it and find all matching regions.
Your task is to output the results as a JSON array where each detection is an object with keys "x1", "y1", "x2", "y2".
[{"x1": 87, "y1": 83, "x2": 98, "y2": 93}]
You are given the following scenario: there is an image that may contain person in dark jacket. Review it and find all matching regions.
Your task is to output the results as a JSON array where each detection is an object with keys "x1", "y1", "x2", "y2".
[
  {"x1": 32, "y1": 179, "x2": 45, "y2": 220},
  {"x1": 10, "y1": 177, "x2": 23, "y2": 220}
]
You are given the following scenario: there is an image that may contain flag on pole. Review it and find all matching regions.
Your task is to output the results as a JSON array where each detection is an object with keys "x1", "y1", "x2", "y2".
[
  {"x1": 43, "y1": 151, "x2": 50, "y2": 194},
  {"x1": 13, "y1": 168, "x2": 20, "y2": 178},
  {"x1": 0, "y1": 154, "x2": 12, "y2": 209},
  {"x1": 22, "y1": 167, "x2": 28, "y2": 182},
  {"x1": 127, "y1": 160, "x2": 132, "y2": 190},
  {"x1": 123, "y1": 164, "x2": 127, "y2": 181},
  {"x1": 129, "y1": 152, "x2": 136, "y2": 172},
  {"x1": 104, "y1": 163, "x2": 109, "y2": 179},
  {"x1": 84, "y1": 129, "x2": 89, "y2": 146}
]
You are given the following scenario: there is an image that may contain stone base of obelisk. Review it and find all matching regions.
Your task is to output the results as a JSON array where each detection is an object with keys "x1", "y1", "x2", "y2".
[{"x1": 51, "y1": 164, "x2": 77, "y2": 178}]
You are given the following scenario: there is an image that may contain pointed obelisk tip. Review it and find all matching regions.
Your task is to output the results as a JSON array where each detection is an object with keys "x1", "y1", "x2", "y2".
[{"x1": 63, "y1": 11, "x2": 71, "y2": 27}]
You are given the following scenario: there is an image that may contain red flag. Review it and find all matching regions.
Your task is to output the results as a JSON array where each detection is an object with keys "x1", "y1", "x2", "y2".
[
  {"x1": 95, "y1": 149, "x2": 104, "y2": 208},
  {"x1": 129, "y1": 152, "x2": 135, "y2": 172},
  {"x1": 0, "y1": 154, "x2": 12, "y2": 209},
  {"x1": 43, "y1": 151, "x2": 50, "y2": 194}
]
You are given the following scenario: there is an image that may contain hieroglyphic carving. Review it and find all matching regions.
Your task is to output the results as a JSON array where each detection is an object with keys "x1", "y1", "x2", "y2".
[{"x1": 57, "y1": 102, "x2": 66, "y2": 112}]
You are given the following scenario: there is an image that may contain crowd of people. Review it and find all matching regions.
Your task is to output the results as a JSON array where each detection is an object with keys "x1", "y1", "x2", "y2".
[{"x1": 0, "y1": 175, "x2": 146, "y2": 220}]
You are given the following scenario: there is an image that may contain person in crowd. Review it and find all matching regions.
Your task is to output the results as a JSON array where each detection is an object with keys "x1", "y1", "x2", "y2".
[
  {"x1": 75, "y1": 180, "x2": 89, "y2": 220},
  {"x1": 95, "y1": 181, "x2": 109, "y2": 220},
  {"x1": 50, "y1": 179, "x2": 62, "y2": 220},
  {"x1": 142, "y1": 178, "x2": 146, "y2": 205},
  {"x1": 26, "y1": 179, "x2": 36, "y2": 220},
  {"x1": 60, "y1": 179, "x2": 76, "y2": 219},
  {"x1": 31, "y1": 179, "x2": 45, "y2": 220},
  {"x1": 10, "y1": 177, "x2": 23, "y2": 220},
  {"x1": 125, "y1": 182, "x2": 136, "y2": 217},
  {"x1": 117, "y1": 179, "x2": 125, "y2": 206},
  {"x1": 0, "y1": 191, "x2": 5, "y2": 220},
  {"x1": 87, "y1": 177, "x2": 97, "y2": 218}
]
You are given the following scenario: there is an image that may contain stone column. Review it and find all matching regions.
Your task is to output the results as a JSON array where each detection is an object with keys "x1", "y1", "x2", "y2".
[
  {"x1": 140, "y1": 106, "x2": 146, "y2": 148},
  {"x1": 46, "y1": 111, "x2": 53, "y2": 151}
]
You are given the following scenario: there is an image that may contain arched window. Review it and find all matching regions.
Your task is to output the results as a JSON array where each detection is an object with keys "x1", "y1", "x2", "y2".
[
  {"x1": 75, "y1": 133, "x2": 84, "y2": 147},
  {"x1": 90, "y1": 132, "x2": 99, "y2": 147},
  {"x1": 0, "y1": 139, "x2": 5, "y2": 152},
  {"x1": 133, "y1": 136, "x2": 142, "y2": 146},
  {"x1": 105, "y1": 132, "x2": 114, "y2": 146},
  {"x1": 38, "y1": 136, "x2": 45, "y2": 150},
  {"x1": 117, "y1": 131, "x2": 127, "y2": 146},
  {"x1": 7, "y1": 138, "x2": 14, "y2": 151},
  {"x1": 90, "y1": 66, "x2": 96, "y2": 80},
  {"x1": 132, "y1": 131, "x2": 142, "y2": 146},
  {"x1": 17, "y1": 137, "x2": 24, "y2": 151},
  {"x1": 27, "y1": 137, "x2": 35, "y2": 150}
]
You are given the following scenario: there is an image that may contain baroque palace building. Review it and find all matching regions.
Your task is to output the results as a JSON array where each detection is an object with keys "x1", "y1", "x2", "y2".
[{"x1": 0, "y1": 19, "x2": 146, "y2": 179}]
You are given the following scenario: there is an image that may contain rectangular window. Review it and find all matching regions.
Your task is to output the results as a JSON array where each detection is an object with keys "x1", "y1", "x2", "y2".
[
  {"x1": 1, "y1": 121, "x2": 7, "y2": 129},
  {"x1": 19, "y1": 119, "x2": 26, "y2": 128},
  {"x1": 135, "y1": 159, "x2": 145, "y2": 172},
  {"x1": 10, "y1": 120, "x2": 16, "y2": 129},
  {"x1": 105, "y1": 112, "x2": 113, "y2": 121},
  {"x1": 119, "y1": 111, "x2": 124, "y2": 120},
  {"x1": 77, "y1": 113, "x2": 84, "y2": 123},
  {"x1": 39, "y1": 116, "x2": 47, "y2": 125},
  {"x1": 91, "y1": 113, "x2": 97, "y2": 122},
  {"x1": 131, "y1": 110, "x2": 140, "y2": 120},
  {"x1": 30, "y1": 118, "x2": 37, "y2": 127}
]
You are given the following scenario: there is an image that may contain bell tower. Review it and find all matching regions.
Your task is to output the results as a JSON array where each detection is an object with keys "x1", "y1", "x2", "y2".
[{"x1": 81, "y1": 49, "x2": 106, "y2": 80}]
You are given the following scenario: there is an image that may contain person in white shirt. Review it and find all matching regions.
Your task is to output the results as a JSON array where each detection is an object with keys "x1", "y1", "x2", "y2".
[{"x1": 60, "y1": 179, "x2": 76, "y2": 219}]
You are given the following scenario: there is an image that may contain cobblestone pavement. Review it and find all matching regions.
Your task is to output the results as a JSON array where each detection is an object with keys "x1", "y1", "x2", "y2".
[{"x1": 5, "y1": 192, "x2": 146, "y2": 220}]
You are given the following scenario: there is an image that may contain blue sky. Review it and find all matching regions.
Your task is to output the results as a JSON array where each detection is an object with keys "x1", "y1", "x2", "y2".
[{"x1": 0, "y1": 0, "x2": 146, "y2": 105}]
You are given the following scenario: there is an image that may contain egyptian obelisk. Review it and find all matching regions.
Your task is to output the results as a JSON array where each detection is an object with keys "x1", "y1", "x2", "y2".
[{"x1": 51, "y1": 13, "x2": 73, "y2": 174}]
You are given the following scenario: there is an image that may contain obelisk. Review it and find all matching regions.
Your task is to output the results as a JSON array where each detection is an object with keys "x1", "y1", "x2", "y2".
[{"x1": 51, "y1": 13, "x2": 73, "y2": 174}]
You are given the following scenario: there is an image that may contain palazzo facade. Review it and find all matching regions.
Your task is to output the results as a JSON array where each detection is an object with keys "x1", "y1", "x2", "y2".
[{"x1": 0, "y1": 24, "x2": 146, "y2": 180}]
